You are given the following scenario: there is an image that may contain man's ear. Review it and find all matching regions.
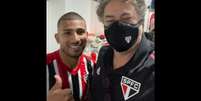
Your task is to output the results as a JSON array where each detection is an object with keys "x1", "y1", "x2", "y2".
[
  {"x1": 86, "y1": 31, "x2": 89, "y2": 40},
  {"x1": 55, "y1": 33, "x2": 59, "y2": 43},
  {"x1": 139, "y1": 24, "x2": 144, "y2": 34},
  {"x1": 86, "y1": 31, "x2": 89, "y2": 37}
]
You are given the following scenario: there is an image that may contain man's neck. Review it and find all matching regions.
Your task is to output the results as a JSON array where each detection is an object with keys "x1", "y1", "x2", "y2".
[
  {"x1": 59, "y1": 50, "x2": 79, "y2": 69},
  {"x1": 113, "y1": 34, "x2": 142, "y2": 70},
  {"x1": 113, "y1": 43, "x2": 139, "y2": 69}
]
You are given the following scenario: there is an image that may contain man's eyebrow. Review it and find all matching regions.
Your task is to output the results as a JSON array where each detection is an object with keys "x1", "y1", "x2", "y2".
[
  {"x1": 63, "y1": 28, "x2": 85, "y2": 31},
  {"x1": 104, "y1": 15, "x2": 115, "y2": 19},
  {"x1": 121, "y1": 12, "x2": 131, "y2": 17},
  {"x1": 63, "y1": 29, "x2": 73, "y2": 31}
]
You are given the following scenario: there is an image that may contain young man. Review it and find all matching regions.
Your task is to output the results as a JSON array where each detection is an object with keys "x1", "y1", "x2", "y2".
[
  {"x1": 91, "y1": 0, "x2": 155, "y2": 101},
  {"x1": 47, "y1": 12, "x2": 94, "y2": 101}
]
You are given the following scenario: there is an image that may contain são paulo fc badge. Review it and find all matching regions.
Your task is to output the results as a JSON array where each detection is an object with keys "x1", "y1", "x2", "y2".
[
  {"x1": 125, "y1": 36, "x2": 132, "y2": 44},
  {"x1": 121, "y1": 76, "x2": 141, "y2": 100}
]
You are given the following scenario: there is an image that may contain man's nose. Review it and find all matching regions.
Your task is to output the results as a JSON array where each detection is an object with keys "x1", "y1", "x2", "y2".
[{"x1": 72, "y1": 32, "x2": 81, "y2": 42}]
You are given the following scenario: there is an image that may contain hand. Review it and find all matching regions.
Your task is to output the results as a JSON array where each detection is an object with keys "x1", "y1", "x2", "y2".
[{"x1": 47, "y1": 75, "x2": 74, "y2": 101}]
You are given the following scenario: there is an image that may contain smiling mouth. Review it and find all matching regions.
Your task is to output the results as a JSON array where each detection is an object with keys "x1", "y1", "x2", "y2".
[{"x1": 69, "y1": 45, "x2": 82, "y2": 50}]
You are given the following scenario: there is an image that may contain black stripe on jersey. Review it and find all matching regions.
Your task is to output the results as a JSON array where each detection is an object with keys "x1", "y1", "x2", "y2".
[
  {"x1": 85, "y1": 59, "x2": 92, "y2": 99},
  {"x1": 48, "y1": 63, "x2": 56, "y2": 90},
  {"x1": 72, "y1": 74, "x2": 80, "y2": 101},
  {"x1": 86, "y1": 59, "x2": 92, "y2": 76}
]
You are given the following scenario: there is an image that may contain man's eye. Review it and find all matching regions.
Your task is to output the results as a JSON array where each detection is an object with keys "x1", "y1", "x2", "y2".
[
  {"x1": 76, "y1": 29, "x2": 86, "y2": 35},
  {"x1": 121, "y1": 17, "x2": 133, "y2": 23},
  {"x1": 63, "y1": 31, "x2": 71, "y2": 35},
  {"x1": 104, "y1": 26, "x2": 109, "y2": 30},
  {"x1": 106, "y1": 20, "x2": 114, "y2": 24}
]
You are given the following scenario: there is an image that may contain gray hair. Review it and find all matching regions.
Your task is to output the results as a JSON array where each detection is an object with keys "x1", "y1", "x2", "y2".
[{"x1": 96, "y1": 0, "x2": 146, "y2": 23}]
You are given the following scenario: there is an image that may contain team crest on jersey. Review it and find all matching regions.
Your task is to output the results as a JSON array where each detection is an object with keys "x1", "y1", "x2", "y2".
[{"x1": 121, "y1": 76, "x2": 141, "y2": 101}]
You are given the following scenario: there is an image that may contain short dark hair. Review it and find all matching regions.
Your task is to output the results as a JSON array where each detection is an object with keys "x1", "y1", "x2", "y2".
[{"x1": 57, "y1": 12, "x2": 85, "y2": 28}]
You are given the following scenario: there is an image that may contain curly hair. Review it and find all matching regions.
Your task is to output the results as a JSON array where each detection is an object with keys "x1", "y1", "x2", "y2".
[{"x1": 96, "y1": 0, "x2": 146, "y2": 23}]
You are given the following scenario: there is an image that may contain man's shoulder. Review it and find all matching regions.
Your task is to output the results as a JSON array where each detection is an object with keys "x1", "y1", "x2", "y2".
[
  {"x1": 46, "y1": 50, "x2": 59, "y2": 65},
  {"x1": 98, "y1": 46, "x2": 111, "y2": 57},
  {"x1": 81, "y1": 54, "x2": 96, "y2": 70},
  {"x1": 143, "y1": 36, "x2": 155, "y2": 65},
  {"x1": 82, "y1": 54, "x2": 93, "y2": 63},
  {"x1": 95, "y1": 46, "x2": 113, "y2": 70},
  {"x1": 143, "y1": 50, "x2": 155, "y2": 72}
]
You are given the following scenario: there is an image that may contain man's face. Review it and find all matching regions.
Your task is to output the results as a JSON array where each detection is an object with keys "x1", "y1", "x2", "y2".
[
  {"x1": 55, "y1": 20, "x2": 87, "y2": 58},
  {"x1": 103, "y1": 0, "x2": 143, "y2": 52},
  {"x1": 103, "y1": 0, "x2": 140, "y2": 27}
]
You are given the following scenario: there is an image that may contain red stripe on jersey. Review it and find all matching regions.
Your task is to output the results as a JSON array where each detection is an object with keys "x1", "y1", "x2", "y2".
[
  {"x1": 47, "y1": 50, "x2": 69, "y2": 89},
  {"x1": 80, "y1": 57, "x2": 88, "y2": 99},
  {"x1": 47, "y1": 51, "x2": 58, "y2": 64},
  {"x1": 47, "y1": 50, "x2": 92, "y2": 100},
  {"x1": 57, "y1": 62, "x2": 69, "y2": 89}
]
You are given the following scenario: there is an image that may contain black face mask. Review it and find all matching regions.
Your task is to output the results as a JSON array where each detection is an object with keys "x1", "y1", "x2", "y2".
[{"x1": 104, "y1": 21, "x2": 139, "y2": 52}]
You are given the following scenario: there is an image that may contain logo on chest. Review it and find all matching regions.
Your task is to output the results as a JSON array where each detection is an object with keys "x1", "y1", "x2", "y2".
[
  {"x1": 125, "y1": 36, "x2": 132, "y2": 43},
  {"x1": 120, "y1": 76, "x2": 141, "y2": 100}
]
